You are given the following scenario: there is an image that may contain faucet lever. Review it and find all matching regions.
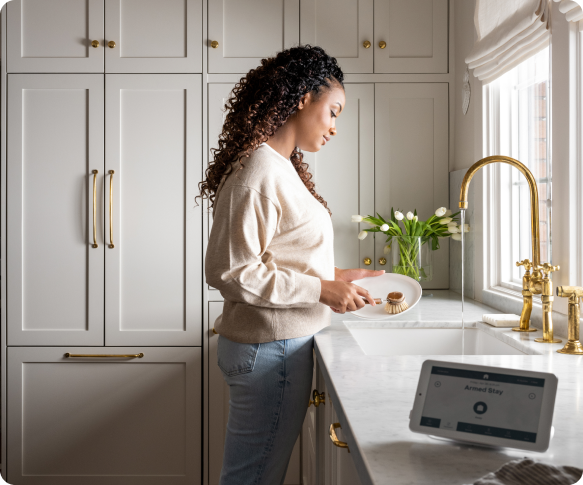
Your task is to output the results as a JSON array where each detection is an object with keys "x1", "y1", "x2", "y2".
[
  {"x1": 537, "y1": 263, "x2": 560, "y2": 277},
  {"x1": 516, "y1": 259, "x2": 533, "y2": 272}
]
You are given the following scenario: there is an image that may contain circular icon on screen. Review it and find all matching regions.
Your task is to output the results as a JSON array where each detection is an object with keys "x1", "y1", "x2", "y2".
[
  {"x1": 473, "y1": 401, "x2": 488, "y2": 415},
  {"x1": 434, "y1": 381, "x2": 441, "y2": 388},
  {"x1": 529, "y1": 393, "x2": 536, "y2": 400}
]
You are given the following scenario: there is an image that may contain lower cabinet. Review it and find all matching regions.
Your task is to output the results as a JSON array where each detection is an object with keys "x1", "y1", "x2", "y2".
[
  {"x1": 303, "y1": 358, "x2": 362, "y2": 485},
  {"x1": 7, "y1": 347, "x2": 201, "y2": 485},
  {"x1": 207, "y1": 301, "x2": 301, "y2": 484}
]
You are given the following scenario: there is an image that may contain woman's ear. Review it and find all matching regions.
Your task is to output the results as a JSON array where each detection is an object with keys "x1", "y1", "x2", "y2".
[{"x1": 297, "y1": 92, "x2": 311, "y2": 110}]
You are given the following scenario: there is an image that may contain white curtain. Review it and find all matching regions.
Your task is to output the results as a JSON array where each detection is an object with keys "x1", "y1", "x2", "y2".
[
  {"x1": 466, "y1": 0, "x2": 551, "y2": 84},
  {"x1": 553, "y1": 0, "x2": 583, "y2": 26}
]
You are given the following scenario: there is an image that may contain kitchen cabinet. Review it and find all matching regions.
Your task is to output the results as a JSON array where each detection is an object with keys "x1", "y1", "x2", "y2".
[
  {"x1": 207, "y1": 301, "x2": 301, "y2": 484},
  {"x1": 6, "y1": 0, "x2": 202, "y2": 74},
  {"x1": 7, "y1": 74, "x2": 105, "y2": 346},
  {"x1": 7, "y1": 346, "x2": 201, "y2": 484},
  {"x1": 6, "y1": 73, "x2": 202, "y2": 346},
  {"x1": 6, "y1": 0, "x2": 105, "y2": 73},
  {"x1": 104, "y1": 74, "x2": 202, "y2": 346},
  {"x1": 374, "y1": 83, "x2": 449, "y2": 288},
  {"x1": 207, "y1": 0, "x2": 300, "y2": 73},
  {"x1": 104, "y1": 0, "x2": 202, "y2": 73},
  {"x1": 301, "y1": 0, "x2": 448, "y2": 74}
]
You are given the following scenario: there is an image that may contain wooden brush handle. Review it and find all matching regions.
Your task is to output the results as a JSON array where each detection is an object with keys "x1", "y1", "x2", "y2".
[{"x1": 363, "y1": 298, "x2": 383, "y2": 305}]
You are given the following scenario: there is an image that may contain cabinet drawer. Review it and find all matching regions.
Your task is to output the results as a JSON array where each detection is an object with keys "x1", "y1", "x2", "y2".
[{"x1": 7, "y1": 347, "x2": 201, "y2": 484}]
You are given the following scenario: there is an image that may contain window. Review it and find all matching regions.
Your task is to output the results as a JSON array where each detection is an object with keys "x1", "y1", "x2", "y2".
[{"x1": 484, "y1": 46, "x2": 551, "y2": 292}]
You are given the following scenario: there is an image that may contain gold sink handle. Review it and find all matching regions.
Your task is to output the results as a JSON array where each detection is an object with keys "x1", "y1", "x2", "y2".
[
  {"x1": 534, "y1": 263, "x2": 561, "y2": 344},
  {"x1": 329, "y1": 423, "x2": 350, "y2": 452},
  {"x1": 556, "y1": 286, "x2": 583, "y2": 354},
  {"x1": 308, "y1": 389, "x2": 326, "y2": 407}
]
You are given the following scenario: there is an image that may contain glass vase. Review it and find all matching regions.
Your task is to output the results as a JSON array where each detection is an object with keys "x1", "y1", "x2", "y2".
[{"x1": 388, "y1": 236, "x2": 433, "y2": 282}]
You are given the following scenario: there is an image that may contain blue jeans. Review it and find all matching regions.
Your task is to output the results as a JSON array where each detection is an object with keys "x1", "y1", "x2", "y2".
[{"x1": 217, "y1": 333, "x2": 314, "y2": 485}]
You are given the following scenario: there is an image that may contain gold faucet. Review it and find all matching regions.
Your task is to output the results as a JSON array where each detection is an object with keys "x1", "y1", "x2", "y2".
[
  {"x1": 555, "y1": 286, "x2": 583, "y2": 355},
  {"x1": 459, "y1": 156, "x2": 559, "y2": 341}
]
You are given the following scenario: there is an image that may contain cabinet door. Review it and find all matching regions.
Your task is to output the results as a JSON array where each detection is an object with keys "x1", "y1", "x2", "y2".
[
  {"x1": 302, "y1": 84, "x2": 375, "y2": 270},
  {"x1": 105, "y1": 0, "x2": 202, "y2": 73},
  {"x1": 105, "y1": 74, "x2": 202, "y2": 346},
  {"x1": 300, "y1": 0, "x2": 373, "y2": 73},
  {"x1": 208, "y1": 0, "x2": 299, "y2": 73},
  {"x1": 7, "y1": 347, "x2": 201, "y2": 485},
  {"x1": 374, "y1": 0, "x2": 448, "y2": 73},
  {"x1": 6, "y1": 0, "x2": 104, "y2": 73},
  {"x1": 7, "y1": 74, "x2": 105, "y2": 346},
  {"x1": 207, "y1": 301, "x2": 301, "y2": 484},
  {"x1": 374, "y1": 83, "x2": 449, "y2": 288}
]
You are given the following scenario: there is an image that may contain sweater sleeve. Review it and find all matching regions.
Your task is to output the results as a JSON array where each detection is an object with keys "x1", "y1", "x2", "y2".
[{"x1": 205, "y1": 184, "x2": 322, "y2": 308}]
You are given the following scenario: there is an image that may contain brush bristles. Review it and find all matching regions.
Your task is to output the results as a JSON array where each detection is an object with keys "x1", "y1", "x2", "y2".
[{"x1": 384, "y1": 300, "x2": 409, "y2": 314}]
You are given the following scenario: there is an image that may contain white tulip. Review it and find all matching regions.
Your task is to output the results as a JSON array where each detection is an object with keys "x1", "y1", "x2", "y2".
[
  {"x1": 358, "y1": 230, "x2": 368, "y2": 240},
  {"x1": 384, "y1": 244, "x2": 391, "y2": 255},
  {"x1": 447, "y1": 224, "x2": 459, "y2": 233},
  {"x1": 445, "y1": 209, "x2": 452, "y2": 216},
  {"x1": 463, "y1": 224, "x2": 470, "y2": 232},
  {"x1": 452, "y1": 233, "x2": 462, "y2": 241},
  {"x1": 351, "y1": 215, "x2": 363, "y2": 222},
  {"x1": 395, "y1": 211, "x2": 404, "y2": 221},
  {"x1": 439, "y1": 217, "x2": 452, "y2": 225},
  {"x1": 380, "y1": 224, "x2": 389, "y2": 232},
  {"x1": 413, "y1": 215, "x2": 418, "y2": 222},
  {"x1": 406, "y1": 212, "x2": 414, "y2": 220},
  {"x1": 435, "y1": 207, "x2": 446, "y2": 217}
]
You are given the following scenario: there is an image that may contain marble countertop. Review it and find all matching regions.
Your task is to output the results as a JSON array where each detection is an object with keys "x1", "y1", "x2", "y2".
[{"x1": 314, "y1": 291, "x2": 583, "y2": 485}]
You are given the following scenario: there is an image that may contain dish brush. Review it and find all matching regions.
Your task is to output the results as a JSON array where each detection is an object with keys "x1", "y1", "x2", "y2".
[{"x1": 384, "y1": 292, "x2": 409, "y2": 314}]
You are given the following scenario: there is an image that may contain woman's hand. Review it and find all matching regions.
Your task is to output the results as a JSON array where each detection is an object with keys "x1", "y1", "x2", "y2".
[
  {"x1": 319, "y1": 280, "x2": 376, "y2": 313},
  {"x1": 334, "y1": 267, "x2": 385, "y2": 283}
]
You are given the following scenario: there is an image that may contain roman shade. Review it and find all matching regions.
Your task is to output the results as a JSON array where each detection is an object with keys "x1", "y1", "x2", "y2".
[
  {"x1": 553, "y1": 0, "x2": 583, "y2": 26},
  {"x1": 466, "y1": 0, "x2": 551, "y2": 84}
]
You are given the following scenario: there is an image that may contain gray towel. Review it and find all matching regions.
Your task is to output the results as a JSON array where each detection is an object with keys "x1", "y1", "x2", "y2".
[{"x1": 472, "y1": 458, "x2": 582, "y2": 485}]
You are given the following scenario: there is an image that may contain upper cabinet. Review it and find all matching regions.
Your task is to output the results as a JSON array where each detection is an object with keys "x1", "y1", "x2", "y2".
[
  {"x1": 300, "y1": 0, "x2": 374, "y2": 73},
  {"x1": 374, "y1": 0, "x2": 448, "y2": 73},
  {"x1": 207, "y1": 0, "x2": 300, "y2": 73},
  {"x1": 300, "y1": 0, "x2": 448, "y2": 74},
  {"x1": 6, "y1": 0, "x2": 203, "y2": 73},
  {"x1": 6, "y1": 0, "x2": 105, "y2": 73},
  {"x1": 104, "y1": 0, "x2": 202, "y2": 73}
]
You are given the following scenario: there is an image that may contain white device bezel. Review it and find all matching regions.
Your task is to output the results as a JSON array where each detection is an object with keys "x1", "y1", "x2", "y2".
[{"x1": 409, "y1": 360, "x2": 558, "y2": 452}]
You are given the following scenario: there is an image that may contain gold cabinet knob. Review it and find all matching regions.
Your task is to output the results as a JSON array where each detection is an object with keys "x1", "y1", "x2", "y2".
[
  {"x1": 211, "y1": 40, "x2": 219, "y2": 48},
  {"x1": 379, "y1": 257, "x2": 387, "y2": 265},
  {"x1": 379, "y1": 41, "x2": 387, "y2": 49},
  {"x1": 308, "y1": 389, "x2": 326, "y2": 408},
  {"x1": 363, "y1": 40, "x2": 371, "y2": 49},
  {"x1": 91, "y1": 40, "x2": 99, "y2": 48},
  {"x1": 108, "y1": 41, "x2": 116, "y2": 48},
  {"x1": 364, "y1": 257, "x2": 372, "y2": 266}
]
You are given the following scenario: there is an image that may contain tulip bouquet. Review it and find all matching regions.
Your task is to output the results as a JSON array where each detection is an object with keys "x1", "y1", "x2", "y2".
[{"x1": 351, "y1": 207, "x2": 469, "y2": 281}]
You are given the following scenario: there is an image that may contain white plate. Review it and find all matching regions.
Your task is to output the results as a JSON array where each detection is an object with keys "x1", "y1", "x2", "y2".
[{"x1": 349, "y1": 273, "x2": 422, "y2": 320}]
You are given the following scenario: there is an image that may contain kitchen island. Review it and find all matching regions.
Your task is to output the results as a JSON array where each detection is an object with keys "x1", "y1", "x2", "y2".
[{"x1": 313, "y1": 291, "x2": 583, "y2": 485}]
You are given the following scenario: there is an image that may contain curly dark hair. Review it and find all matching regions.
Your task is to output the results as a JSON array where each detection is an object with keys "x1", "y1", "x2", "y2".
[{"x1": 197, "y1": 45, "x2": 344, "y2": 215}]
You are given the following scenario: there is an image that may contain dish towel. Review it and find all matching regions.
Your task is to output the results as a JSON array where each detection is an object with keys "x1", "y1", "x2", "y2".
[
  {"x1": 482, "y1": 314, "x2": 521, "y2": 327},
  {"x1": 470, "y1": 458, "x2": 582, "y2": 485}
]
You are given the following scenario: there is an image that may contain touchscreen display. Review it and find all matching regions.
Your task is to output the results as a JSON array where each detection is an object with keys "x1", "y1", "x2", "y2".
[{"x1": 420, "y1": 366, "x2": 545, "y2": 443}]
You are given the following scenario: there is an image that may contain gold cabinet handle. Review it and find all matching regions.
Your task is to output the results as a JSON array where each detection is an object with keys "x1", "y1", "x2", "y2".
[
  {"x1": 64, "y1": 353, "x2": 144, "y2": 358},
  {"x1": 91, "y1": 40, "x2": 100, "y2": 48},
  {"x1": 329, "y1": 423, "x2": 350, "y2": 452},
  {"x1": 212, "y1": 328, "x2": 218, "y2": 335},
  {"x1": 308, "y1": 389, "x2": 326, "y2": 407},
  {"x1": 379, "y1": 257, "x2": 386, "y2": 265},
  {"x1": 109, "y1": 170, "x2": 115, "y2": 248},
  {"x1": 379, "y1": 41, "x2": 387, "y2": 49},
  {"x1": 210, "y1": 40, "x2": 219, "y2": 48},
  {"x1": 108, "y1": 40, "x2": 116, "y2": 48},
  {"x1": 92, "y1": 170, "x2": 98, "y2": 248},
  {"x1": 363, "y1": 40, "x2": 371, "y2": 49},
  {"x1": 364, "y1": 257, "x2": 372, "y2": 266}
]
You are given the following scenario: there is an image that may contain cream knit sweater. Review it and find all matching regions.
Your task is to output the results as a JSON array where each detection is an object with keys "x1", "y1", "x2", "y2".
[{"x1": 205, "y1": 143, "x2": 334, "y2": 343}]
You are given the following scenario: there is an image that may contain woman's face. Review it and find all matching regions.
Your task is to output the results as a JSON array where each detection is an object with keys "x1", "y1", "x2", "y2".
[{"x1": 294, "y1": 83, "x2": 346, "y2": 152}]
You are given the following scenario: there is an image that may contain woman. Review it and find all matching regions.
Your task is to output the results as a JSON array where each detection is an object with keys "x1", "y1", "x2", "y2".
[{"x1": 198, "y1": 45, "x2": 384, "y2": 485}]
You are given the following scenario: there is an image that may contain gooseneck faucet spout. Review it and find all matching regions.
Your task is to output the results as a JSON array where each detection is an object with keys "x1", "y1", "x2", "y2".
[{"x1": 458, "y1": 156, "x2": 560, "y2": 342}]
